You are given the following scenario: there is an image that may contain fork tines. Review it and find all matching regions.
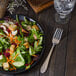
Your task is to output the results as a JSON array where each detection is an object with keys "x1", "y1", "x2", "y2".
[{"x1": 53, "y1": 28, "x2": 63, "y2": 40}]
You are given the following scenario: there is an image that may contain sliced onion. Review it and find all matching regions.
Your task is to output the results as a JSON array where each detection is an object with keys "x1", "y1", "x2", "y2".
[
  {"x1": 11, "y1": 43, "x2": 17, "y2": 46},
  {"x1": 4, "y1": 16, "x2": 10, "y2": 21},
  {"x1": 33, "y1": 34, "x2": 37, "y2": 40},
  {"x1": 2, "y1": 23, "x2": 9, "y2": 27},
  {"x1": 24, "y1": 33, "x2": 29, "y2": 37},
  {"x1": 26, "y1": 26, "x2": 32, "y2": 31},
  {"x1": 6, "y1": 28, "x2": 11, "y2": 33},
  {"x1": 3, "y1": 52, "x2": 10, "y2": 57},
  {"x1": 12, "y1": 30, "x2": 18, "y2": 35},
  {"x1": 25, "y1": 64, "x2": 30, "y2": 66},
  {"x1": 6, "y1": 49, "x2": 10, "y2": 51},
  {"x1": 0, "y1": 25, "x2": 6, "y2": 30},
  {"x1": 0, "y1": 25, "x2": 9, "y2": 35},
  {"x1": 15, "y1": 22, "x2": 19, "y2": 26},
  {"x1": 0, "y1": 52, "x2": 2, "y2": 55}
]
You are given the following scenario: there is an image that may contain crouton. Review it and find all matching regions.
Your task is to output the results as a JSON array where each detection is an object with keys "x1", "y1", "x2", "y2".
[
  {"x1": 23, "y1": 42, "x2": 29, "y2": 49},
  {"x1": 3, "y1": 62, "x2": 9, "y2": 70},
  {"x1": 10, "y1": 45, "x2": 15, "y2": 54},
  {"x1": 32, "y1": 25, "x2": 39, "y2": 30}
]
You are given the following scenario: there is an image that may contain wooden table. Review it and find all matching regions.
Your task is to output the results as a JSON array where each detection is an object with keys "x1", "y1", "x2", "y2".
[{"x1": 0, "y1": 3, "x2": 76, "y2": 76}]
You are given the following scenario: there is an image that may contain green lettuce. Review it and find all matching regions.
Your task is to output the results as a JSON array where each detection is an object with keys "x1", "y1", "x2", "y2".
[
  {"x1": 0, "y1": 55, "x2": 6, "y2": 67},
  {"x1": 12, "y1": 47, "x2": 25, "y2": 68}
]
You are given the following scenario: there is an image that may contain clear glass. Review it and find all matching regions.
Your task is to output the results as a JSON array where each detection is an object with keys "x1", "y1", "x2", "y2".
[{"x1": 54, "y1": 0, "x2": 76, "y2": 24}]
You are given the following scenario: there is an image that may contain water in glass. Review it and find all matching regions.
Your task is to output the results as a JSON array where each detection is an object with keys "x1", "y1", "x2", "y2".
[{"x1": 54, "y1": 0, "x2": 76, "y2": 24}]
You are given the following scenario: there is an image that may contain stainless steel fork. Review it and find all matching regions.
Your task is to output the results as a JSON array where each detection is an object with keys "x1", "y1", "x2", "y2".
[{"x1": 40, "y1": 28, "x2": 63, "y2": 73}]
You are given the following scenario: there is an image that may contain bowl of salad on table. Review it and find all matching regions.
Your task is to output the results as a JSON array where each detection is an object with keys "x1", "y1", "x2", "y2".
[{"x1": 0, "y1": 14, "x2": 44, "y2": 74}]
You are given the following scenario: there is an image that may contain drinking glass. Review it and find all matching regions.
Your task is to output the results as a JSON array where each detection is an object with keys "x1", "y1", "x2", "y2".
[{"x1": 54, "y1": 0, "x2": 76, "y2": 24}]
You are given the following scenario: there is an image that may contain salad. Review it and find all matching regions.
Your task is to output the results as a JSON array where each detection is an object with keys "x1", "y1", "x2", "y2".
[{"x1": 0, "y1": 15, "x2": 43, "y2": 71}]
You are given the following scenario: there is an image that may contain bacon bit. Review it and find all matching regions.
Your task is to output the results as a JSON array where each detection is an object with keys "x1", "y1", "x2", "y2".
[{"x1": 22, "y1": 29, "x2": 28, "y2": 33}]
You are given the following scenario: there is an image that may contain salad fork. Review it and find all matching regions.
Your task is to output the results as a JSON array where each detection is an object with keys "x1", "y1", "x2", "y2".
[{"x1": 40, "y1": 28, "x2": 63, "y2": 73}]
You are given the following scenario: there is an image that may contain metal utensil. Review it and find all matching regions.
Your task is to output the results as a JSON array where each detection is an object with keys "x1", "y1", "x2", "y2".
[{"x1": 40, "y1": 28, "x2": 63, "y2": 73}]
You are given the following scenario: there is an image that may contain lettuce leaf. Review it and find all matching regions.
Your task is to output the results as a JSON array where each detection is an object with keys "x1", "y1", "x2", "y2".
[
  {"x1": 0, "y1": 37, "x2": 10, "y2": 49},
  {"x1": 29, "y1": 46, "x2": 35, "y2": 55},
  {"x1": 0, "y1": 43, "x2": 3, "y2": 52},
  {"x1": 0, "y1": 55, "x2": 6, "y2": 67},
  {"x1": 12, "y1": 47, "x2": 25, "y2": 68}
]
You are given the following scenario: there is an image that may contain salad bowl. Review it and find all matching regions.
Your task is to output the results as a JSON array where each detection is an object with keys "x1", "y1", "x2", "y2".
[{"x1": 0, "y1": 14, "x2": 45, "y2": 74}]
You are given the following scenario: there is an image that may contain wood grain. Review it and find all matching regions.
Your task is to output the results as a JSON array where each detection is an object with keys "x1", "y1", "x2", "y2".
[
  {"x1": 65, "y1": 33, "x2": 76, "y2": 76},
  {"x1": 28, "y1": 0, "x2": 50, "y2": 6},
  {"x1": 27, "y1": 0, "x2": 54, "y2": 13},
  {"x1": 0, "y1": 3, "x2": 76, "y2": 76},
  {"x1": 65, "y1": 6, "x2": 76, "y2": 76}
]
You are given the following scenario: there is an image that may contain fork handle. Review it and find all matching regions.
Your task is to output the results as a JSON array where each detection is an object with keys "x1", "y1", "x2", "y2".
[{"x1": 40, "y1": 44, "x2": 55, "y2": 73}]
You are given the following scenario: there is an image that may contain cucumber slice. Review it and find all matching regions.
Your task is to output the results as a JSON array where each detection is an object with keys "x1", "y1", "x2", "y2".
[
  {"x1": 0, "y1": 55, "x2": 6, "y2": 67},
  {"x1": 11, "y1": 48, "x2": 25, "y2": 68},
  {"x1": 13, "y1": 61, "x2": 24, "y2": 68}
]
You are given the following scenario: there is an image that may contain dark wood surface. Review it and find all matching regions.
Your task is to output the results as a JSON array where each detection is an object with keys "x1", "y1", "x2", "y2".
[{"x1": 0, "y1": 3, "x2": 76, "y2": 76}]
